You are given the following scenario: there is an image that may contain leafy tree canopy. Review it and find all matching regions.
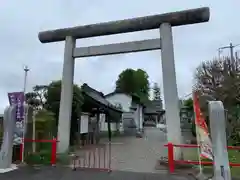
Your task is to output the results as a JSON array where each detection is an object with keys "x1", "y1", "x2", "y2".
[
  {"x1": 195, "y1": 57, "x2": 240, "y2": 109},
  {"x1": 35, "y1": 109, "x2": 56, "y2": 138},
  {"x1": 45, "y1": 80, "x2": 84, "y2": 120},
  {"x1": 25, "y1": 85, "x2": 48, "y2": 109},
  {"x1": 194, "y1": 56, "x2": 240, "y2": 144},
  {"x1": 115, "y1": 68, "x2": 150, "y2": 103},
  {"x1": 183, "y1": 98, "x2": 193, "y2": 112},
  {"x1": 26, "y1": 80, "x2": 84, "y2": 145}
]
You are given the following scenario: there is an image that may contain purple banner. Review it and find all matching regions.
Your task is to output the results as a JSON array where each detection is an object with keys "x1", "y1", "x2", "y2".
[{"x1": 8, "y1": 92, "x2": 25, "y2": 121}]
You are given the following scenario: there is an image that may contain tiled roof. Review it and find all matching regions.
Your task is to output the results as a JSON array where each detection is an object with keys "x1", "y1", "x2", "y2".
[{"x1": 81, "y1": 83, "x2": 124, "y2": 113}]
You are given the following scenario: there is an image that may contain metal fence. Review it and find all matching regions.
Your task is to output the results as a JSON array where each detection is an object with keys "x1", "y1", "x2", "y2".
[{"x1": 71, "y1": 143, "x2": 111, "y2": 172}]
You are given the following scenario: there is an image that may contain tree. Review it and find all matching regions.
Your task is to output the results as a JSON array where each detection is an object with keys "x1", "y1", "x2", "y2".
[
  {"x1": 26, "y1": 81, "x2": 84, "y2": 145},
  {"x1": 115, "y1": 68, "x2": 150, "y2": 102},
  {"x1": 195, "y1": 56, "x2": 240, "y2": 144},
  {"x1": 33, "y1": 85, "x2": 48, "y2": 106},
  {"x1": 195, "y1": 57, "x2": 240, "y2": 108},
  {"x1": 182, "y1": 98, "x2": 195, "y2": 136},
  {"x1": 25, "y1": 85, "x2": 48, "y2": 109},
  {"x1": 153, "y1": 83, "x2": 161, "y2": 100},
  {"x1": 35, "y1": 109, "x2": 56, "y2": 139},
  {"x1": 25, "y1": 92, "x2": 41, "y2": 108},
  {"x1": 45, "y1": 80, "x2": 84, "y2": 145},
  {"x1": 183, "y1": 98, "x2": 193, "y2": 112}
]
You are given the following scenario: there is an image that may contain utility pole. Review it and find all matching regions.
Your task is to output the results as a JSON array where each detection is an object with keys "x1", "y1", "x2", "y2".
[
  {"x1": 235, "y1": 51, "x2": 239, "y2": 60},
  {"x1": 218, "y1": 48, "x2": 223, "y2": 60},
  {"x1": 23, "y1": 66, "x2": 29, "y2": 94},
  {"x1": 230, "y1": 43, "x2": 234, "y2": 62},
  {"x1": 22, "y1": 65, "x2": 29, "y2": 163},
  {"x1": 218, "y1": 43, "x2": 240, "y2": 61}
]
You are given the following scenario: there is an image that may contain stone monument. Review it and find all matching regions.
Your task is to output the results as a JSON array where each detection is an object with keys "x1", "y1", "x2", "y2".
[
  {"x1": 209, "y1": 101, "x2": 231, "y2": 180},
  {"x1": 0, "y1": 104, "x2": 32, "y2": 172},
  {"x1": 0, "y1": 105, "x2": 17, "y2": 172}
]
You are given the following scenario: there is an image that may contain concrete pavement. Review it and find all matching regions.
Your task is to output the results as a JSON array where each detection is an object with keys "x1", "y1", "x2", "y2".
[
  {"x1": 0, "y1": 166, "x2": 193, "y2": 180},
  {"x1": 0, "y1": 127, "x2": 196, "y2": 180},
  {"x1": 96, "y1": 127, "x2": 168, "y2": 173}
]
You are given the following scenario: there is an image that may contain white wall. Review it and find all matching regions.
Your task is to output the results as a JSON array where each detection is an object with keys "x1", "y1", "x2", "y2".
[
  {"x1": 99, "y1": 114, "x2": 117, "y2": 132},
  {"x1": 139, "y1": 106, "x2": 143, "y2": 130},
  {"x1": 106, "y1": 93, "x2": 132, "y2": 112},
  {"x1": 105, "y1": 93, "x2": 144, "y2": 131},
  {"x1": 105, "y1": 93, "x2": 133, "y2": 132},
  {"x1": 132, "y1": 103, "x2": 139, "y2": 129},
  {"x1": 80, "y1": 113, "x2": 89, "y2": 133},
  {"x1": 131, "y1": 103, "x2": 144, "y2": 130}
]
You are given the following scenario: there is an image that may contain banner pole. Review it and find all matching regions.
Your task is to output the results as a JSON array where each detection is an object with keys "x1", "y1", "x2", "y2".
[
  {"x1": 192, "y1": 91, "x2": 204, "y2": 176},
  {"x1": 196, "y1": 127, "x2": 203, "y2": 175}
]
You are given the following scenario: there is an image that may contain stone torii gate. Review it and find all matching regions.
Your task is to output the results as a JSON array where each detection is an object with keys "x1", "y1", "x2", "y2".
[{"x1": 38, "y1": 7, "x2": 210, "y2": 156}]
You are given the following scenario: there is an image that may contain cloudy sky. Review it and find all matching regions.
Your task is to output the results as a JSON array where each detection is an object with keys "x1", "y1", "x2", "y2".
[{"x1": 0, "y1": 0, "x2": 239, "y2": 112}]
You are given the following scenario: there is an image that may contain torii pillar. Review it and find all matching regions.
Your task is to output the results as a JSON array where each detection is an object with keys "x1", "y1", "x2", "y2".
[{"x1": 38, "y1": 7, "x2": 210, "y2": 158}]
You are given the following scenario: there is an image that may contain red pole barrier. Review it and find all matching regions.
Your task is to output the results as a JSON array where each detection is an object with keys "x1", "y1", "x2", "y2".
[
  {"x1": 168, "y1": 142, "x2": 175, "y2": 173},
  {"x1": 50, "y1": 138, "x2": 57, "y2": 166},
  {"x1": 19, "y1": 143, "x2": 23, "y2": 162}
]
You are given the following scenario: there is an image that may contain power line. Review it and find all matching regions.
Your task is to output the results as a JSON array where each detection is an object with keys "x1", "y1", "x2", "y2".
[{"x1": 218, "y1": 43, "x2": 240, "y2": 61}]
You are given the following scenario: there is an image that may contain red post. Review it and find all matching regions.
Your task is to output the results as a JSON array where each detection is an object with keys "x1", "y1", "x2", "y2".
[
  {"x1": 19, "y1": 143, "x2": 23, "y2": 162},
  {"x1": 168, "y1": 142, "x2": 175, "y2": 173},
  {"x1": 50, "y1": 138, "x2": 57, "y2": 166}
]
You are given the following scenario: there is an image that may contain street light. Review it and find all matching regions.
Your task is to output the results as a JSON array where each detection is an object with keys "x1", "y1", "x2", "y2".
[
  {"x1": 23, "y1": 66, "x2": 29, "y2": 94},
  {"x1": 21, "y1": 65, "x2": 29, "y2": 163}
]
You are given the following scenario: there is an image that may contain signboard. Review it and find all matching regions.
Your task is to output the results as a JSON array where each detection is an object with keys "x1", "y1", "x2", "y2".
[
  {"x1": 80, "y1": 113, "x2": 89, "y2": 134},
  {"x1": 7, "y1": 92, "x2": 25, "y2": 145},
  {"x1": 193, "y1": 91, "x2": 213, "y2": 160}
]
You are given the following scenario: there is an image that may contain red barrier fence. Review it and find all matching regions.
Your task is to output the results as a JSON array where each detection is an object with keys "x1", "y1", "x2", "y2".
[
  {"x1": 71, "y1": 144, "x2": 111, "y2": 172},
  {"x1": 164, "y1": 143, "x2": 240, "y2": 173},
  {"x1": 19, "y1": 138, "x2": 58, "y2": 166}
]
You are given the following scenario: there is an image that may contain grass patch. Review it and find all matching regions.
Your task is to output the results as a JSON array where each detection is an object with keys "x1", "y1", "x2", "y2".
[
  {"x1": 182, "y1": 148, "x2": 240, "y2": 177},
  {"x1": 24, "y1": 142, "x2": 52, "y2": 165},
  {"x1": 24, "y1": 142, "x2": 73, "y2": 166},
  {"x1": 25, "y1": 151, "x2": 51, "y2": 165}
]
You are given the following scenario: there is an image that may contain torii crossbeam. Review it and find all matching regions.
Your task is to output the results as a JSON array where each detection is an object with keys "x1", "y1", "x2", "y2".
[{"x1": 38, "y1": 7, "x2": 210, "y2": 158}]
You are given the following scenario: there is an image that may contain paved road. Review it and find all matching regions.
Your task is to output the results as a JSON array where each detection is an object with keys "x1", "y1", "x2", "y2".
[
  {"x1": 0, "y1": 128, "x2": 196, "y2": 179},
  {"x1": 0, "y1": 166, "x2": 192, "y2": 180},
  {"x1": 72, "y1": 127, "x2": 168, "y2": 173},
  {"x1": 73, "y1": 127, "x2": 194, "y2": 173},
  {"x1": 108, "y1": 127, "x2": 168, "y2": 173}
]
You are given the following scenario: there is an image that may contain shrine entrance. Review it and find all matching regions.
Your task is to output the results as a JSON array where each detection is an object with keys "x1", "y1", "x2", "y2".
[{"x1": 38, "y1": 7, "x2": 210, "y2": 173}]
